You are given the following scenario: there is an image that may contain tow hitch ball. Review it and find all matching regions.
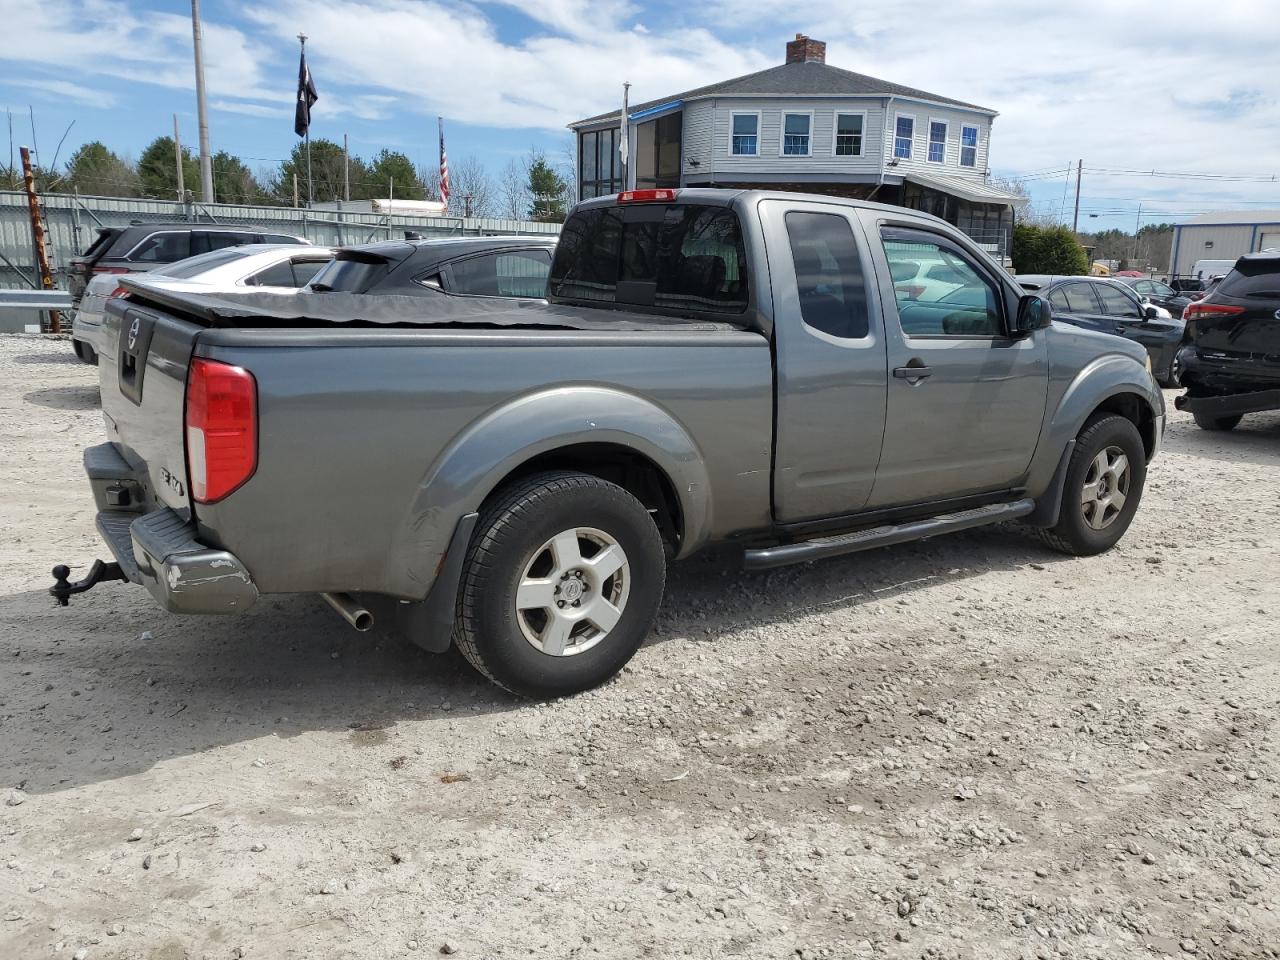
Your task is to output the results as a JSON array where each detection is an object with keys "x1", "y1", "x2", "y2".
[{"x1": 49, "y1": 560, "x2": 128, "y2": 607}]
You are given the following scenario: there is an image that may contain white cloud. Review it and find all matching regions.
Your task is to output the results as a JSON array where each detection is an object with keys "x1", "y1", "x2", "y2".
[
  {"x1": 11, "y1": 78, "x2": 116, "y2": 108},
  {"x1": 2, "y1": 0, "x2": 1277, "y2": 223}
]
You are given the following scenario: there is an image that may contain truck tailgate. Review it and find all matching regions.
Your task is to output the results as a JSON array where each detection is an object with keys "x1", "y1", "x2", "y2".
[{"x1": 99, "y1": 298, "x2": 199, "y2": 520}]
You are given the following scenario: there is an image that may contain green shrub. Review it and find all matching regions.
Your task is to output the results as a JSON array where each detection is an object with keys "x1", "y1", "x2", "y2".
[{"x1": 1012, "y1": 223, "x2": 1089, "y2": 276}]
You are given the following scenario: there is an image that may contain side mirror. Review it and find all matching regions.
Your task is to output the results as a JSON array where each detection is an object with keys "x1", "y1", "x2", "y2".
[
  {"x1": 1143, "y1": 304, "x2": 1159, "y2": 320},
  {"x1": 1014, "y1": 294, "x2": 1051, "y2": 335}
]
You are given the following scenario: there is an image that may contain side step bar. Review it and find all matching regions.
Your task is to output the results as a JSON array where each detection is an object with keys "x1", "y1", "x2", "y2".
[{"x1": 743, "y1": 498, "x2": 1035, "y2": 571}]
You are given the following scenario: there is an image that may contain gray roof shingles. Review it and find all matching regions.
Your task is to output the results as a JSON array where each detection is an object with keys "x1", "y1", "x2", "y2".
[{"x1": 570, "y1": 60, "x2": 995, "y2": 127}]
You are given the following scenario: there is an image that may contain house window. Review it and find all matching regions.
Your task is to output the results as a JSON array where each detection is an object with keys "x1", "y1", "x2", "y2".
[
  {"x1": 894, "y1": 115, "x2": 914, "y2": 160},
  {"x1": 782, "y1": 112, "x2": 812, "y2": 156},
  {"x1": 833, "y1": 112, "x2": 864, "y2": 156},
  {"x1": 731, "y1": 112, "x2": 759, "y2": 156},
  {"x1": 579, "y1": 127, "x2": 622, "y2": 199},
  {"x1": 928, "y1": 121, "x2": 947, "y2": 163},
  {"x1": 960, "y1": 125, "x2": 979, "y2": 167}
]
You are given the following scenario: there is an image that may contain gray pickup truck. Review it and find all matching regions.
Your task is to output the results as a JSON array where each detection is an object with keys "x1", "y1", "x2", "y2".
[{"x1": 54, "y1": 189, "x2": 1164, "y2": 698}]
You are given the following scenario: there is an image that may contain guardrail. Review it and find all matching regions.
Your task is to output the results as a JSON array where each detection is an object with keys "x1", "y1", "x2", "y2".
[{"x1": 0, "y1": 289, "x2": 73, "y2": 311}]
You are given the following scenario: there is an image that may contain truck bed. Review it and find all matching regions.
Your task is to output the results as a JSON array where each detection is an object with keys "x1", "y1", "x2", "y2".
[{"x1": 99, "y1": 293, "x2": 774, "y2": 601}]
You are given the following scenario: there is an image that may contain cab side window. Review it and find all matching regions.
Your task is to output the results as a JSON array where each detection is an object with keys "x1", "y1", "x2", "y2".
[
  {"x1": 881, "y1": 229, "x2": 1003, "y2": 336},
  {"x1": 130, "y1": 232, "x2": 190, "y2": 263},
  {"x1": 1060, "y1": 283, "x2": 1101, "y2": 314},
  {"x1": 785, "y1": 212, "x2": 869, "y2": 339},
  {"x1": 444, "y1": 249, "x2": 552, "y2": 298},
  {"x1": 1096, "y1": 285, "x2": 1142, "y2": 318}
]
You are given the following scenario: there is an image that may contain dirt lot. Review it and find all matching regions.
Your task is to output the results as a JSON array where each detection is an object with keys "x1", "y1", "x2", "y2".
[{"x1": 1, "y1": 332, "x2": 1278, "y2": 960}]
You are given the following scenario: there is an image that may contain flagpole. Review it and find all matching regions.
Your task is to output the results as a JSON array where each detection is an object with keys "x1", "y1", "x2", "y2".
[
  {"x1": 620, "y1": 81, "x2": 630, "y2": 192},
  {"x1": 298, "y1": 33, "x2": 313, "y2": 206}
]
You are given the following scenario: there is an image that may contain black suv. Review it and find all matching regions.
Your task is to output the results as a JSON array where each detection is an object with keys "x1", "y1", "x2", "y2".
[
  {"x1": 68, "y1": 223, "x2": 307, "y2": 307},
  {"x1": 1175, "y1": 252, "x2": 1280, "y2": 431}
]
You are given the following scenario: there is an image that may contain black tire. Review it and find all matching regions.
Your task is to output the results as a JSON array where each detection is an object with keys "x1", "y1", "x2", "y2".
[
  {"x1": 1038, "y1": 414, "x2": 1146, "y2": 557},
  {"x1": 1192, "y1": 412, "x2": 1241, "y2": 432},
  {"x1": 72, "y1": 340, "x2": 97, "y2": 364},
  {"x1": 453, "y1": 471, "x2": 666, "y2": 698}
]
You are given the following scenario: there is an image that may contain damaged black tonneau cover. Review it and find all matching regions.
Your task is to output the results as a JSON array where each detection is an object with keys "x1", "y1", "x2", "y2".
[{"x1": 115, "y1": 279, "x2": 742, "y2": 333}]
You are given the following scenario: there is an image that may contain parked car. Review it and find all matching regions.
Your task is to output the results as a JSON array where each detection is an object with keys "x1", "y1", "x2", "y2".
[
  {"x1": 1017, "y1": 275, "x2": 1184, "y2": 387},
  {"x1": 53, "y1": 189, "x2": 1163, "y2": 699},
  {"x1": 307, "y1": 236, "x2": 557, "y2": 299},
  {"x1": 67, "y1": 223, "x2": 309, "y2": 310},
  {"x1": 1109, "y1": 276, "x2": 1194, "y2": 319},
  {"x1": 1175, "y1": 251, "x2": 1280, "y2": 431},
  {"x1": 71, "y1": 245, "x2": 335, "y2": 364}
]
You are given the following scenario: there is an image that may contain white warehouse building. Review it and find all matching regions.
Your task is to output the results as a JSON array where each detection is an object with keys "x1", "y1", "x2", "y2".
[{"x1": 1171, "y1": 211, "x2": 1280, "y2": 277}]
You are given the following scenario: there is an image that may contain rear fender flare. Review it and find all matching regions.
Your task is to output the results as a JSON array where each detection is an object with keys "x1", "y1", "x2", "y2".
[{"x1": 393, "y1": 386, "x2": 712, "y2": 594}]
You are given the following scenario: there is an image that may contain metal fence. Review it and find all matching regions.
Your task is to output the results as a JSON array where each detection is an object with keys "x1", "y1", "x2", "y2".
[{"x1": 0, "y1": 189, "x2": 561, "y2": 292}]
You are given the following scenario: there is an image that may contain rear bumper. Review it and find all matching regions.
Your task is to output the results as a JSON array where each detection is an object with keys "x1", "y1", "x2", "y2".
[
  {"x1": 86, "y1": 444, "x2": 258, "y2": 614},
  {"x1": 1174, "y1": 388, "x2": 1280, "y2": 418}
]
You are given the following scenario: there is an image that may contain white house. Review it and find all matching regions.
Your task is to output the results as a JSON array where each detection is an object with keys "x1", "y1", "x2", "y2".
[{"x1": 569, "y1": 34, "x2": 1024, "y2": 256}]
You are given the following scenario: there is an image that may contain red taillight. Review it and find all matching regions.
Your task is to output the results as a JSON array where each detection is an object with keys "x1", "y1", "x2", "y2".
[
  {"x1": 109, "y1": 286, "x2": 130, "y2": 299},
  {"x1": 185, "y1": 358, "x2": 257, "y2": 504},
  {"x1": 617, "y1": 188, "x2": 678, "y2": 203},
  {"x1": 92, "y1": 266, "x2": 129, "y2": 275},
  {"x1": 1183, "y1": 302, "x2": 1244, "y2": 321}
]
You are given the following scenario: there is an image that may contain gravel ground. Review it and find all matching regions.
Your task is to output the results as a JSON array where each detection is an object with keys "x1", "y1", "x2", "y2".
[{"x1": 1, "y1": 331, "x2": 1278, "y2": 960}]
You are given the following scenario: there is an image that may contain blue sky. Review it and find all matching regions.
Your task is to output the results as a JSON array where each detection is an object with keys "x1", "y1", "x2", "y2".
[{"x1": 2, "y1": 0, "x2": 1278, "y2": 228}]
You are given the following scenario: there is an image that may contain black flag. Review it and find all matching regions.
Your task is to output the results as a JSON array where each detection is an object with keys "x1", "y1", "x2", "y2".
[{"x1": 294, "y1": 50, "x2": 318, "y2": 137}]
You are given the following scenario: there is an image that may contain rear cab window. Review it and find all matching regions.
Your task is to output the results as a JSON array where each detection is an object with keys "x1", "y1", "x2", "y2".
[
  {"x1": 548, "y1": 203, "x2": 749, "y2": 316},
  {"x1": 308, "y1": 255, "x2": 389, "y2": 293}
]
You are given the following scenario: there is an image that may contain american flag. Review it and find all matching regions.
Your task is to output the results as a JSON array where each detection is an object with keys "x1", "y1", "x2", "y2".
[{"x1": 438, "y1": 117, "x2": 450, "y2": 208}]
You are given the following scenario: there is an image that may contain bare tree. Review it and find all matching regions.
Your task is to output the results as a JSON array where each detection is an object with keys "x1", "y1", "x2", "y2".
[
  {"x1": 416, "y1": 162, "x2": 441, "y2": 202},
  {"x1": 451, "y1": 155, "x2": 495, "y2": 218},
  {"x1": 499, "y1": 157, "x2": 528, "y2": 220}
]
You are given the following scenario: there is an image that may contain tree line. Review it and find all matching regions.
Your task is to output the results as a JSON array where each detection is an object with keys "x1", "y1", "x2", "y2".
[{"x1": 0, "y1": 135, "x2": 576, "y2": 222}]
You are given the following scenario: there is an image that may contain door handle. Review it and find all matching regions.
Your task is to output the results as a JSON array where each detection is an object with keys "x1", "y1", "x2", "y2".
[{"x1": 893, "y1": 364, "x2": 933, "y2": 381}]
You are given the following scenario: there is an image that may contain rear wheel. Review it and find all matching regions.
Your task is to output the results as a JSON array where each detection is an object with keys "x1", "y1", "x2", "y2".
[
  {"x1": 1038, "y1": 414, "x2": 1146, "y2": 557},
  {"x1": 72, "y1": 340, "x2": 98, "y2": 365},
  {"x1": 453, "y1": 471, "x2": 666, "y2": 698},
  {"x1": 1192, "y1": 412, "x2": 1241, "y2": 432}
]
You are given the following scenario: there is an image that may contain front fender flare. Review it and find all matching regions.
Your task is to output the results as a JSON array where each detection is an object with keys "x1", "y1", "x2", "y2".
[
  {"x1": 392, "y1": 385, "x2": 713, "y2": 594},
  {"x1": 1027, "y1": 353, "x2": 1163, "y2": 504}
]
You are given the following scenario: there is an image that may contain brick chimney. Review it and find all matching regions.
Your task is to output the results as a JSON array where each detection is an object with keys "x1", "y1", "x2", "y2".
[{"x1": 785, "y1": 34, "x2": 826, "y2": 64}]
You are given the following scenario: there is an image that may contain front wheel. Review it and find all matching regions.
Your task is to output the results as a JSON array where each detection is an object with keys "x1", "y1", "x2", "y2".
[
  {"x1": 453, "y1": 471, "x2": 666, "y2": 698},
  {"x1": 1192, "y1": 412, "x2": 1241, "y2": 432},
  {"x1": 1038, "y1": 414, "x2": 1146, "y2": 557}
]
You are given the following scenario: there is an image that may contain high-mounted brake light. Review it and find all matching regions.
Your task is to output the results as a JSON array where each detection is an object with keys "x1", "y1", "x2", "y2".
[
  {"x1": 92, "y1": 266, "x2": 129, "y2": 275},
  {"x1": 617, "y1": 189, "x2": 678, "y2": 203},
  {"x1": 1183, "y1": 302, "x2": 1244, "y2": 321},
  {"x1": 185, "y1": 358, "x2": 257, "y2": 504}
]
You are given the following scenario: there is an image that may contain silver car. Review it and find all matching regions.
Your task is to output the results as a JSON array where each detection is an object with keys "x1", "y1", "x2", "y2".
[{"x1": 72, "y1": 245, "x2": 335, "y2": 363}]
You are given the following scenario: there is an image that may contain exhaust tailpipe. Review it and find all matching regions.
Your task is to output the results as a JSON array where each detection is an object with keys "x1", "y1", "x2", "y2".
[{"x1": 322, "y1": 592, "x2": 374, "y2": 632}]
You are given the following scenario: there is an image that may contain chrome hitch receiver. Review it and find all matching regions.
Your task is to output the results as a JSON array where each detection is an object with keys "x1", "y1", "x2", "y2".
[{"x1": 49, "y1": 561, "x2": 129, "y2": 607}]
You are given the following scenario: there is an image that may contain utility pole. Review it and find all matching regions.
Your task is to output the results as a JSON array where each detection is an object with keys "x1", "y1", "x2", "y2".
[
  {"x1": 20, "y1": 145, "x2": 60, "y2": 333},
  {"x1": 1071, "y1": 158, "x2": 1083, "y2": 234},
  {"x1": 1132, "y1": 203, "x2": 1142, "y2": 264},
  {"x1": 343, "y1": 133, "x2": 350, "y2": 202},
  {"x1": 463, "y1": 194, "x2": 473, "y2": 218},
  {"x1": 190, "y1": 0, "x2": 214, "y2": 202},
  {"x1": 172, "y1": 113, "x2": 186, "y2": 201},
  {"x1": 292, "y1": 173, "x2": 299, "y2": 208}
]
